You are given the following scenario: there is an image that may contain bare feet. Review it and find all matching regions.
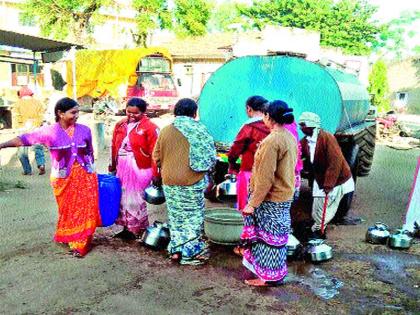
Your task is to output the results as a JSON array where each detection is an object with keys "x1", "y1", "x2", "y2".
[
  {"x1": 170, "y1": 253, "x2": 180, "y2": 261},
  {"x1": 233, "y1": 246, "x2": 245, "y2": 257},
  {"x1": 244, "y1": 278, "x2": 268, "y2": 287},
  {"x1": 38, "y1": 165, "x2": 46, "y2": 175}
]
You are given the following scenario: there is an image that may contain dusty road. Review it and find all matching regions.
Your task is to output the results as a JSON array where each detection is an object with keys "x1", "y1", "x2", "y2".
[{"x1": 0, "y1": 126, "x2": 419, "y2": 314}]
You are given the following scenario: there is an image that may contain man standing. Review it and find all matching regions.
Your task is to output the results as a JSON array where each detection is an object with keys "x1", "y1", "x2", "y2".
[
  {"x1": 12, "y1": 86, "x2": 46, "y2": 175},
  {"x1": 299, "y1": 112, "x2": 354, "y2": 238}
]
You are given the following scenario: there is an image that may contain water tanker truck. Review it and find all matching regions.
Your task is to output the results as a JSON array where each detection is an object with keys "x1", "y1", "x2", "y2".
[{"x1": 198, "y1": 55, "x2": 376, "y2": 215}]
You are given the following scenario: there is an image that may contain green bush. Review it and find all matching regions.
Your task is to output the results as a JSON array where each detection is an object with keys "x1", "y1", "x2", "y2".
[{"x1": 368, "y1": 60, "x2": 391, "y2": 113}]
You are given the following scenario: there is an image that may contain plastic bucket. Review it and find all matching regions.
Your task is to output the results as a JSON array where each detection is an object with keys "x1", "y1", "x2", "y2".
[{"x1": 97, "y1": 174, "x2": 122, "y2": 227}]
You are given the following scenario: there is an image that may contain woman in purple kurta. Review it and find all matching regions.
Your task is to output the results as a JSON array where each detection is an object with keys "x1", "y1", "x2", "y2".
[{"x1": 0, "y1": 98, "x2": 101, "y2": 257}]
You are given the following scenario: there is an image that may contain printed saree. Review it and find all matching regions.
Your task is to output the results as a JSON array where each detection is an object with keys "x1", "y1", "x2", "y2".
[{"x1": 50, "y1": 126, "x2": 100, "y2": 256}]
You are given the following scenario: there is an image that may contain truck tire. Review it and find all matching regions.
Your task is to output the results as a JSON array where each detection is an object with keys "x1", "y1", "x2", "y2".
[{"x1": 354, "y1": 124, "x2": 376, "y2": 177}]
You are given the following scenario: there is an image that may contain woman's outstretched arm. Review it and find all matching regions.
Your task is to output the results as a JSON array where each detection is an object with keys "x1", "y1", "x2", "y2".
[{"x1": 0, "y1": 137, "x2": 24, "y2": 149}]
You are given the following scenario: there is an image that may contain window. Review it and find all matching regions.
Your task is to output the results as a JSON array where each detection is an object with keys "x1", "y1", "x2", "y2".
[
  {"x1": 397, "y1": 92, "x2": 408, "y2": 101},
  {"x1": 137, "y1": 73, "x2": 176, "y2": 91}
]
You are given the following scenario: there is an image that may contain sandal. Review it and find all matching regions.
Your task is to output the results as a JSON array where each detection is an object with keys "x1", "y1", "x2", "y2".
[
  {"x1": 244, "y1": 279, "x2": 282, "y2": 287},
  {"x1": 244, "y1": 279, "x2": 269, "y2": 287},
  {"x1": 68, "y1": 250, "x2": 84, "y2": 258},
  {"x1": 179, "y1": 258, "x2": 206, "y2": 266}
]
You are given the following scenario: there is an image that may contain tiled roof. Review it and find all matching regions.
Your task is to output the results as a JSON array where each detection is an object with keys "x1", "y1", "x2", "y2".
[{"x1": 156, "y1": 32, "x2": 261, "y2": 59}]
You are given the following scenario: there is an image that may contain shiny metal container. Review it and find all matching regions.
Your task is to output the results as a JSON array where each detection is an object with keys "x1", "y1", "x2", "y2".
[
  {"x1": 286, "y1": 234, "x2": 301, "y2": 257},
  {"x1": 366, "y1": 222, "x2": 390, "y2": 244},
  {"x1": 216, "y1": 174, "x2": 237, "y2": 203},
  {"x1": 142, "y1": 221, "x2": 170, "y2": 250},
  {"x1": 144, "y1": 185, "x2": 166, "y2": 205},
  {"x1": 306, "y1": 239, "x2": 333, "y2": 262},
  {"x1": 388, "y1": 229, "x2": 413, "y2": 249}
]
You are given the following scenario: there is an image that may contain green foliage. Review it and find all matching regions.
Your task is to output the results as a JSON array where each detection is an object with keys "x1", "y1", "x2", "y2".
[
  {"x1": 238, "y1": 0, "x2": 382, "y2": 55},
  {"x1": 173, "y1": 0, "x2": 211, "y2": 37},
  {"x1": 207, "y1": 2, "x2": 249, "y2": 33},
  {"x1": 376, "y1": 11, "x2": 420, "y2": 60},
  {"x1": 132, "y1": 0, "x2": 211, "y2": 45},
  {"x1": 20, "y1": 0, "x2": 110, "y2": 43},
  {"x1": 368, "y1": 60, "x2": 390, "y2": 112},
  {"x1": 132, "y1": 0, "x2": 172, "y2": 47}
]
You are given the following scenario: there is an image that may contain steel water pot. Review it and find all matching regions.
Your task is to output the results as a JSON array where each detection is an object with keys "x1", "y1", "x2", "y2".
[
  {"x1": 286, "y1": 234, "x2": 301, "y2": 257},
  {"x1": 216, "y1": 174, "x2": 237, "y2": 203},
  {"x1": 141, "y1": 221, "x2": 170, "y2": 250},
  {"x1": 144, "y1": 184, "x2": 166, "y2": 205},
  {"x1": 306, "y1": 239, "x2": 333, "y2": 262},
  {"x1": 388, "y1": 229, "x2": 413, "y2": 249},
  {"x1": 366, "y1": 222, "x2": 390, "y2": 244}
]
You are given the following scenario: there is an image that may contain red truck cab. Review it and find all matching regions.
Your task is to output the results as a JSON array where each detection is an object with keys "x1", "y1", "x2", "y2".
[{"x1": 126, "y1": 54, "x2": 178, "y2": 114}]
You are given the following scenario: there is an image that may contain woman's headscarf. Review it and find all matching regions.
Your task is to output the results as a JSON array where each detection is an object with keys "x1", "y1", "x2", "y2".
[{"x1": 173, "y1": 116, "x2": 216, "y2": 172}]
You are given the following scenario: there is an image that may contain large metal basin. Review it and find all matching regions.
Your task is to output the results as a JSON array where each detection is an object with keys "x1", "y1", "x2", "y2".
[{"x1": 204, "y1": 208, "x2": 244, "y2": 245}]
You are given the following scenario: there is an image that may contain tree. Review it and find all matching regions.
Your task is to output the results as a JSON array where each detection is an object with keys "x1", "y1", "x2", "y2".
[
  {"x1": 368, "y1": 60, "x2": 390, "y2": 113},
  {"x1": 131, "y1": 0, "x2": 172, "y2": 47},
  {"x1": 238, "y1": 0, "x2": 382, "y2": 55},
  {"x1": 207, "y1": 2, "x2": 249, "y2": 33},
  {"x1": 173, "y1": 0, "x2": 211, "y2": 37},
  {"x1": 375, "y1": 11, "x2": 420, "y2": 60},
  {"x1": 20, "y1": 0, "x2": 109, "y2": 43}
]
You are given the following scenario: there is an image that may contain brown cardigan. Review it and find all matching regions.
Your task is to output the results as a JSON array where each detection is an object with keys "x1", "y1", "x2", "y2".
[
  {"x1": 152, "y1": 124, "x2": 205, "y2": 186},
  {"x1": 248, "y1": 128, "x2": 297, "y2": 208},
  {"x1": 300, "y1": 129, "x2": 351, "y2": 191}
]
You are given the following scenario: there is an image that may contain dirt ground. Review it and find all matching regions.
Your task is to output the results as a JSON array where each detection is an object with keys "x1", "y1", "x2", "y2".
[{"x1": 0, "y1": 120, "x2": 419, "y2": 315}]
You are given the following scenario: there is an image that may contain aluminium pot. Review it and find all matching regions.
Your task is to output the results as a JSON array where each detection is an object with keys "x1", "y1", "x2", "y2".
[
  {"x1": 144, "y1": 184, "x2": 166, "y2": 205},
  {"x1": 141, "y1": 221, "x2": 170, "y2": 250},
  {"x1": 204, "y1": 208, "x2": 244, "y2": 245},
  {"x1": 286, "y1": 234, "x2": 301, "y2": 257},
  {"x1": 216, "y1": 174, "x2": 237, "y2": 203},
  {"x1": 306, "y1": 239, "x2": 333, "y2": 262},
  {"x1": 366, "y1": 222, "x2": 390, "y2": 244},
  {"x1": 388, "y1": 229, "x2": 413, "y2": 249}
]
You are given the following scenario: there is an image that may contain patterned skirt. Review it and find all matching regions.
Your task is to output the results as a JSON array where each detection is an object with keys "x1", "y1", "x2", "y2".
[
  {"x1": 115, "y1": 153, "x2": 153, "y2": 235},
  {"x1": 51, "y1": 162, "x2": 100, "y2": 256},
  {"x1": 162, "y1": 178, "x2": 208, "y2": 261},
  {"x1": 241, "y1": 201, "x2": 292, "y2": 282}
]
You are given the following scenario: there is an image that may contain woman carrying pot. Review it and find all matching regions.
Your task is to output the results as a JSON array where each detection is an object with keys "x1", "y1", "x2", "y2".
[
  {"x1": 152, "y1": 98, "x2": 216, "y2": 265},
  {"x1": 241, "y1": 100, "x2": 297, "y2": 286},
  {"x1": 109, "y1": 98, "x2": 159, "y2": 240},
  {"x1": 0, "y1": 97, "x2": 101, "y2": 257}
]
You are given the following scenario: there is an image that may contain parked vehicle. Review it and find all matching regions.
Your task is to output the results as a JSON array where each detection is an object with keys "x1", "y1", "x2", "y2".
[
  {"x1": 60, "y1": 48, "x2": 179, "y2": 115},
  {"x1": 198, "y1": 55, "x2": 377, "y2": 215},
  {"x1": 126, "y1": 54, "x2": 178, "y2": 115}
]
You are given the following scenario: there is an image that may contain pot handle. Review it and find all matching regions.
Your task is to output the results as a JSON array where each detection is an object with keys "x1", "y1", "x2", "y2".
[{"x1": 374, "y1": 222, "x2": 389, "y2": 230}]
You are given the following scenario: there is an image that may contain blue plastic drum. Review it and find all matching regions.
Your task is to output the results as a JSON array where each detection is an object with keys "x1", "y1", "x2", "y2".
[{"x1": 97, "y1": 174, "x2": 122, "y2": 227}]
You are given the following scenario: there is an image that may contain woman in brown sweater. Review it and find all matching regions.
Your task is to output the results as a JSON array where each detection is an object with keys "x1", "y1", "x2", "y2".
[
  {"x1": 152, "y1": 98, "x2": 216, "y2": 265},
  {"x1": 241, "y1": 100, "x2": 297, "y2": 287}
]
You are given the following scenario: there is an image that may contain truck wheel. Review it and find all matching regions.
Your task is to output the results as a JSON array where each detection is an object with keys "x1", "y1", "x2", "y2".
[{"x1": 354, "y1": 124, "x2": 376, "y2": 177}]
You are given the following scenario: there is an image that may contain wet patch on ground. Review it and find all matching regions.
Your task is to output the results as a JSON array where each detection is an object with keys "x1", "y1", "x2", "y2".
[{"x1": 343, "y1": 252, "x2": 420, "y2": 298}]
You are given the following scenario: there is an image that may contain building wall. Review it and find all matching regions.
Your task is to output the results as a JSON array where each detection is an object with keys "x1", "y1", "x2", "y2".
[
  {"x1": 172, "y1": 60, "x2": 225, "y2": 98},
  {"x1": 387, "y1": 58, "x2": 420, "y2": 113}
]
